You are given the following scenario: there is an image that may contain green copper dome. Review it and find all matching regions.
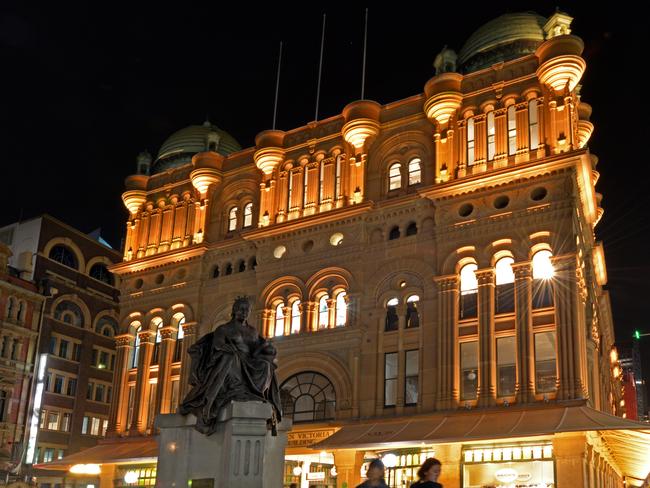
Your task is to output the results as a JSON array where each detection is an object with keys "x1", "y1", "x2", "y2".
[
  {"x1": 152, "y1": 121, "x2": 242, "y2": 174},
  {"x1": 458, "y1": 12, "x2": 547, "y2": 74}
]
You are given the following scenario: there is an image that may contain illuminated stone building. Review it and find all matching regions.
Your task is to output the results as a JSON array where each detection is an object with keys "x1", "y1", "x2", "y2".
[
  {"x1": 0, "y1": 215, "x2": 121, "y2": 486},
  {"x1": 43, "y1": 11, "x2": 650, "y2": 488}
]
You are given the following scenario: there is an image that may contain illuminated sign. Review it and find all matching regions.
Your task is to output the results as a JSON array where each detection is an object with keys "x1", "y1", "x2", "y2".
[
  {"x1": 306, "y1": 472, "x2": 326, "y2": 481},
  {"x1": 26, "y1": 354, "x2": 48, "y2": 464},
  {"x1": 494, "y1": 468, "x2": 518, "y2": 483},
  {"x1": 287, "y1": 428, "x2": 337, "y2": 448}
]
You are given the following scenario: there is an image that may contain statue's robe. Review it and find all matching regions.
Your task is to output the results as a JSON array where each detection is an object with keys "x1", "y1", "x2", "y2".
[{"x1": 179, "y1": 323, "x2": 282, "y2": 435}]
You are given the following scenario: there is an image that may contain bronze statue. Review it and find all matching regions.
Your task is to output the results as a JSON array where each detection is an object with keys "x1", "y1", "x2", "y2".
[{"x1": 179, "y1": 297, "x2": 282, "y2": 435}]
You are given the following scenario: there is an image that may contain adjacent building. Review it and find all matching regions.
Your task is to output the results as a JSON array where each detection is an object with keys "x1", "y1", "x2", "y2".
[
  {"x1": 41, "y1": 10, "x2": 650, "y2": 488},
  {"x1": 0, "y1": 215, "x2": 121, "y2": 486},
  {"x1": 0, "y1": 243, "x2": 45, "y2": 483}
]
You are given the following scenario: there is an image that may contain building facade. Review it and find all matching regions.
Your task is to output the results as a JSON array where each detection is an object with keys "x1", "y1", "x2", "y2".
[
  {"x1": 44, "y1": 10, "x2": 650, "y2": 488},
  {"x1": 0, "y1": 243, "x2": 45, "y2": 483},
  {"x1": 0, "y1": 215, "x2": 121, "y2": 486}
]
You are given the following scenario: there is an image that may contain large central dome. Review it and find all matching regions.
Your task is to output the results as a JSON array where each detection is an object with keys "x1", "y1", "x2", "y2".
[
  {"x1": 152, "y1": 121, "x2": 242, "y2": 174},
  {"x1": 458, "y1": 12, "x2": 547, "y2": 73}
]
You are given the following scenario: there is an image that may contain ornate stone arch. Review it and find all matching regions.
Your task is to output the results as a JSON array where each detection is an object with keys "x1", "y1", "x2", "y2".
[
  {"x1": 50, "y1": 294, "x2": 92, "y2": 329},
  {"x1": 441, "y1": 245, "x2": 482, "y2": 275},
  {"x1": 143, "y1": 308, "x2": 165, "y2": 331},
  {"x1": 366, "y1": 257, "x2": 433, "y2": 302},
  {"x1": 165, "y1": 303, "x2": 195, "y2": 327},
  {"x1": 43, "y1": 237, "x2": 86, "y2": 271},
  {"x1": 85, "y1": 255, "x2": 119, "y2": 286},
  {"x1": 306, "y1": 267, "x2": 355, "y2": 301},
  {"x1": 276, "y1": 351, "x2": 353, "y2": 412},
  {"x1": 92, "y1": 309, "x2": 119, "y2": 335},
  {"x1": 260, "y1": 276, "x2": 308, "y2": 308}
]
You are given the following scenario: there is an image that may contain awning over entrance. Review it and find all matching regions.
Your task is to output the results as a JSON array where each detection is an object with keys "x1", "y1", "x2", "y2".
[
  {"x1": 34, "y1": 437, "x2": 159, "y2": 471},
  {"x1": 316, "y1": 404, "x2": 650, "y2": 449}
]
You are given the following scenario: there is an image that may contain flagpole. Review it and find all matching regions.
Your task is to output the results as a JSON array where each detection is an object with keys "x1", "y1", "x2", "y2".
[
  {"x1": 361, "y1": 8, "x2": 368, "y2": 100},
  {"x1": 315, "y1": 14, "x2": 326, "y2": 121},
  {"x1": 272, "y1": 41, "x2": 283, "y2": 130}
]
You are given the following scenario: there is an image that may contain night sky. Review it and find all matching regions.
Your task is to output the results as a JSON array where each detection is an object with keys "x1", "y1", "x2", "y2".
[{"x1": 2, "y1": 4, "x2": 649, "y2": 368}]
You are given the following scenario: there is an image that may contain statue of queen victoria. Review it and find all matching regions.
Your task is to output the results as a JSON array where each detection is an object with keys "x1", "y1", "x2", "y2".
[{"x1": 179, "y1": 297, "x2": 282, "y2": 435}]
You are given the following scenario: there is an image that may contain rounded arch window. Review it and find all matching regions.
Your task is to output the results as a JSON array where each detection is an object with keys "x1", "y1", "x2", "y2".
[
  {"x1": 131, "y1": 323, "x2": 142, "y2": 368},
  {"x1": 459, "y1": 263, "x2": 478, "y2": 320},
  {"x1": 228, "y1": 207, "x2": 238, "y2": 232},
  {"x1": 495, "y1": 257, "x2": 515, "y2": 314},
  {"x1": 318, "y1": 295, "x2": 330, "y2": 329},
  {"x1": 290, "y1": 300, "x2": 301, "y2": 334},
  {"x1": 335, "y1": 291, "x2": 347, "y2": 327},
  {"x1": 388, "y1": 163, "x2": 402, "y2": 190},
  {"x1": 274, "y1": 303, "x2": 285, "y2": 337},
  {"x1": 280, "y1": 372, "x2": 336, "y2": 422},
  {"x1": 173, "y1": 313, "x2": 186, "y2": 361},
  {"x1": 96, "y1": 316, "x2": 117, "y2": 337},
  {"x1": 532, "y1": 250, "x2": 554, "y2": 279},
  {"x1": 54, "y1": 301, "x2": 83, "y2": 327},
  {"x1": 385, "y1": 297, "x2": 399, "y2": 332},
  {"x1": 406, "y1": 295, "x2": 420, "y2": 329},
  {"x1": 49, "y1": 245, "x2": 78, "y2": 269},
  {"x1": 388, "y1": 226, "x2": 401, "y2": 240},
  {"x1": 89, "y1": 263, "x2": 114, "y2": 286},
  {"x1": 408, "y1": 158, "x2": 422, "y2": 186},
  {"x1": 495, "y1": 257, "x2": 515, "y2": 285},
  {"x1": 151, "y1": 317, "x2": 164, "y2": 365},
  {"x1": 243, "y1": 203, "x2": 253, "y2": 228}
]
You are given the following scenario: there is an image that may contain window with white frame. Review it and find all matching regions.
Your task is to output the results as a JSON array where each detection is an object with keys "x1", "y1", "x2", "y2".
[
  {"x1": 291, "y1": 300, "x2": 301, "y2": 334},
  {"x1": 318, "y1": 295, "x2": 329, "y2": 329},
  {"x1": 335, "y1": 291, "x2": 347, "y2": 327},
  {"x1": 495, "y1": 257, "x2": 515, "y2": 314},
  {"x1": 529, "y1": 99, "x2": 539, "y2": 150},
  {"x1": 389, "y1": 163, "x2": 401, "y2": 190},
  {"x1": 467, "y1": 118, "x2": 475, "y2": 165},
  {"x1": 228, "y1": 207, "x2": 238, "y2": 231},
  {"x1": 274, "y1": 304, "x2": 285, "y2": 337},
  {"x1": 487, "y1": 111, "x2": 495, "y2": 160},
  {"x1": 408, "y1": 158, "x2": 422, "y2": 185},
  {"x1": 507, "y1": 105, "x2": 517, "y2": 155},
  {"x1": 459, "y1": 263, "x2": 478, "y2": 319},
  {"x1": 243, "y1": 203, "x2": 253, "y2": 228}
]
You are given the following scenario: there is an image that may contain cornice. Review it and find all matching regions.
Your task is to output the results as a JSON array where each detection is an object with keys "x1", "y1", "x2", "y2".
[{"x1": 109, "y1": 245, "x2": 209, "y2": 276}]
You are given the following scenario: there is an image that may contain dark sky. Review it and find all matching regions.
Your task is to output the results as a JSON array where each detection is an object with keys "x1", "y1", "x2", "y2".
[{"x1": 2, "y1": 4, "x2": 649, "y2": 355}]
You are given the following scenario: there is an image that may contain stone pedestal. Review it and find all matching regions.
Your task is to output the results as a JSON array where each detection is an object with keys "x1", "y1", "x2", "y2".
[{"x1": 155, "y1": 401, "x2": 291, "y2": 488}]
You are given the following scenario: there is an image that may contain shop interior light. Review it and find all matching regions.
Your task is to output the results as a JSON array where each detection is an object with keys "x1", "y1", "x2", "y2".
[
  {"x1": 69, "y1": 464, "x2": 101, "y2": 475},
  {"x1": 293, "y1": 466, "x2": 302, "y2": 476},
  {"x1": 382, "y1": 453, "x2": 398, "y2": 468},
  {"x1": 124, "y1": 471, "x2": 139, "y2": 484}
]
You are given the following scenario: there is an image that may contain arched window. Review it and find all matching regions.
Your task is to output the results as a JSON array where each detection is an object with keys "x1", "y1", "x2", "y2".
[
  {"x1": 532, "y1": 250, "x2": 554, "y2": 308},
  {"x1": 529, "y1": 100, "x2": 539, "y2": 150},
  {"x1": 406, "y1": 222, "x2": 417, "y2": 236},
  {"x1": 237, "y1": 260, "x2": 246, "y2": 273},
  {"x1": 89, "y1": 263, "x2": 114, "y2": 286},
  {"x1": 406, "y1": 295, "x2": 420, "y2": 329},
  {"x1": 467, "y1": 118, "x2": 475, "y2": 165},
  {"x1": 388, "y1": 226, "x2": 400, "y2": 240},
  {"x1": 16, "y1": 301, "x2": 26, "y2": 323},
  {"x1": 243, "y1": 203, "x2": 253, "y2": 228},
  {"x1": 96, "y1": 316, "x2": 117, "y2": 337},
  {"x1": 6, "y1": 297, "x2": 15, "y2": 319},
  {"x1": 487, "y1": 111, "x2": 495, "y2": 161},
  {"x1": 132, "y1": 324, "x2": 142, "y2": 368},
  {"x1": 287, "y1": 171, "x2": 294, "y2": 209},
  {"x1": 225, "y1": 263, "x2": 233, "y2": 275},
  {"x1": 54, "y1": 301, "x2": 83, "y2": 327},
  {"x1": 291, "y1": 300, "x2": 301, "y2": 334},
  {"x1": 408, "y1": 158, "x2": 422, "y2": 186},
  {"x1": 151, "y1": 317, "x2": 163, "y2": 365},
  {"x1": 212, "y1": 265, "x2": 220, "y2": 278},
  {"x1": 228, "y1": 207, "x2": 238, "y2": 232},
  {"x1": 303, "y1": 166, "x2": 309, "y2": 208},
  {"x1": 388, "y1": 163, "x2": 401, "y2": 190},
  {"x1": 318, "y1": 295, "x2": 329, "y2": 329},
  {"x1": 49, "y1": 245, "x2": 78, "y2": 269},
  {"x1": 495, "y1": 257, "x2": 515, "y2": 314},
  {"x1": 335, "y1": 291, "x2": 347, "y2": 327},
  {"x1": 459, "y1": 263, "x2": 478, "y2": 319},
  {"x1": 280, "y1": 372, "x2": 336, "y2": 422},
  {"x1": 248, "y1": 257, "x2": 257, "y2": 271},
  {"x1": 274, "y1": 304, "x2": 285, "y2": 337},
  {"x1": 319, "y1": 159, "x2": 325, "y2": 204},
  {"x1": 173, "y1": 313, "x2": 186, "y2": 362},
  {"x1": 385, "y1": 297, "x2": 399, "y2": 331},
  {"x1": 507, "y1": 105, "x2": 517, "y2": 155}
]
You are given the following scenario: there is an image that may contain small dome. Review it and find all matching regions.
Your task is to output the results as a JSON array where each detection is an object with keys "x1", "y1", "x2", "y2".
[
  {"x1": 153, "y1": 121, "x2": 241, "y2": 174},
  {"x1": 458, "y1": 12, "x2": 547, "y2": 73}
]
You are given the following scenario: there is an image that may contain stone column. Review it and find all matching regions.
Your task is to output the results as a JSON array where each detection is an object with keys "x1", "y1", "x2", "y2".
[
  {"x1": 476, "y1": 269, "x2": 496, "y2": 407},
  {"x1": 304, "y1": 301, "x2": 317, "y2": 332},
  {"x1": 333, "y1": 449, "x2": 364, "y2": 488},
  {"x1": 261, "y1": 309, "x2": 273, "y2": 337},
  {"x1": 178, "y1": 321, "x2": 198, "y2": 401},
  {"x1": 553, "y1": 433, "x2": 588, "y2": 488},
  {"x1": 282, "y1": 305, "x2": 291, "y2": 336},
  {"x1": 107, "y1": 334, "x2": 133, "y2": 435},
  {"x1": 434, "y1": 276, "x2": 458, "y2": 410},
  {"x1": 513, "y1": 262, "x2": 534, "y2": 403},
  {"x1": 327, "y1": 298, "x2": 336, "y2": 329},
  {"x1": 155, "y1": 326, "x2": 176, "y2": 415},
  {"x1": 130, "y1": 330, "x2": 154, "y2": 433},
  {"x1": 555, "y1": 256, "x2": 587, "y2": 400}
]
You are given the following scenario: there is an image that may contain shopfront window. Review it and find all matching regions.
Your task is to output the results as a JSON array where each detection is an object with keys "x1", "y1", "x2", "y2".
[
  {"x1": 535, "y1": 331, "x2": 557, "y2": 393},
  {"x1": 462, "y1": 444, "x2": 554, "y2": 488},
  {"x1": 115, "y1": 464, "x2": 157, "y2": 487},
  {"x1": 380, "y1": 448, "x2": 436, "y2": 488},
  {"x1": 280, "y1": 372, "x2": 336, "y2": 423},
  {"x1": 461, "y1": 341, "x2": 478, "y2": 401},
  {"x1": 497, "y1": 336, "x2": 516, "y2": 397}
]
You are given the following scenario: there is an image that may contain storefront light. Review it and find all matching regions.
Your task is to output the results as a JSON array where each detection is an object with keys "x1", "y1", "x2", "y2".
[
  {"x1": 513, "y1": 447, "x2": 522, "y2": 460},
  {"x1": 473, "y1": 450, "x2": 482, "y2": 462},
  {"x1": 482, "y1": 449, "x2": 492, "y2": 462},
  {"x1": 533, "y1": 446, "x2": 543, "y2": 459},
  {"x1": 464, "y1": 451, "x2": 473, "y2": 463},
  {"x1": 543, "y1": 445, "x2": 553, "y2": 458},
  {"x1": 502, "y1": 448, "x2": 512, "y2": 461},
  {"x1": 292, "y1": 466, "x2": 302, "y2": 476},
  {"x1": 124, "y1": 471, "x2": 139, "y2": 484},
  {"x1": 382, "y1": 453, "x2": 398, "y2": 468},
  {"x1": 523, "y1": 446, "x2": 532, "y2": 459},
  {"x1": 70, "y1": 464, "x2": 101, "y2": 475},
  {"x1": 493, "y1": 448, "x2": 502, "y2": 461}
]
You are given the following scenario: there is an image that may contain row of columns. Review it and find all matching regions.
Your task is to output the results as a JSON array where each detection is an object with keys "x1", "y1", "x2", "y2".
[
  {"x1": 107, "y1": 321, "x2": 197, "y2": 436},
  {"x1": 434, "y1": 255, "x2": 587, "y2": 409}
]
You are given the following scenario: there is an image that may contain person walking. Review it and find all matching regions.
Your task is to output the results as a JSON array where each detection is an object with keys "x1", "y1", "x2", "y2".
[
  {"x1": 356, "y1": 459, "x2": 389, "y2": 488},
  {"x1": 410, "y1": 457, "x2": 442, "y2": 487}
]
